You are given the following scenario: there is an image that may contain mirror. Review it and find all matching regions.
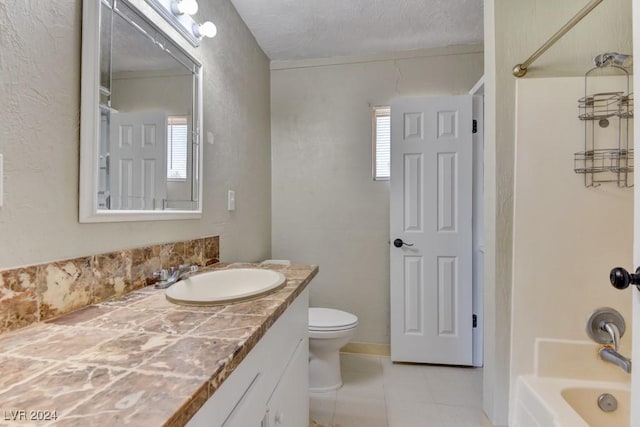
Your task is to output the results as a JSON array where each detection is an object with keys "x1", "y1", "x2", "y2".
[{"x1": 80, "y1": 0, "x2": 203, "y2": 222}]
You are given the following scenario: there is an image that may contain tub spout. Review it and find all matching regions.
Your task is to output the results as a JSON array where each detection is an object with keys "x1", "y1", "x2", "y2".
[{"x1": 599, "y1": 346, "x2": 632, "y2": 374}]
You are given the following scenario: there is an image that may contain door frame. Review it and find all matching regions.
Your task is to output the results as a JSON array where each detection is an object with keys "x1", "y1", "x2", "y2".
[
  {"x1": 470, "y1": 80, "x2": 484, "y2": 368},
  {"x1": 631, "y1": 1, "x2": 639, "y2": 425}
]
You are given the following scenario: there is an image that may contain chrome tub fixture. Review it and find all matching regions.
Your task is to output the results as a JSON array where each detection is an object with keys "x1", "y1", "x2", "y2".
[{"x1": 586, "y1": 307, "x2": 632, "y2": 374}]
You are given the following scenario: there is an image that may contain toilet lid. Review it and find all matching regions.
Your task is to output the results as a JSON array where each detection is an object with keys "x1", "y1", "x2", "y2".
[{"x1": 309, "y1": 308, "x2": 358, "y2": 331}]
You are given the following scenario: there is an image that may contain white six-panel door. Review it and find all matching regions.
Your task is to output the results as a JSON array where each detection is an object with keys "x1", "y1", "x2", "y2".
[
  {"x1": 109, "y1": 111, "x2": 167, "y2": 210},
  {"x1": 390, "y1": 95, "x2": 473, "y2": 365}
]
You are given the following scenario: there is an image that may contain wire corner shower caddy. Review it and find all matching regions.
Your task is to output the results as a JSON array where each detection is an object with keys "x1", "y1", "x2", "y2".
[{"x1": 574, "y1": 55, "x2": 634, "y2": 188}]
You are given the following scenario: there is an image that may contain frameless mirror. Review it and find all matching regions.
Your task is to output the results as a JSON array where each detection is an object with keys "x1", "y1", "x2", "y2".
[{"x1": 80, "y1": 0, "x2": 203, "y2": 222}]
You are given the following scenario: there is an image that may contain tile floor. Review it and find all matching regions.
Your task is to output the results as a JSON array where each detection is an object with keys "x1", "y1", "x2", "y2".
[{"x1": 309, "y1": 353, "x2": 483, "y2": 427}]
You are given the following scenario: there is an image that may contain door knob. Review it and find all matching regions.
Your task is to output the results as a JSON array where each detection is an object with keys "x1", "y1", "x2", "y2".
[
  {"x1": 393, "y1": 238, "x2": 414, "y2": 248},
  {"x1": 609, "y1": 266, "x2": 640, "y2": 290}
]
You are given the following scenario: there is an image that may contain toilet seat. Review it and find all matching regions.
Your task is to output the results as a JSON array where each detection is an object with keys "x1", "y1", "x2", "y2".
[{"x1": 309, "y1": 307, "x2": 358, "y2": 331}]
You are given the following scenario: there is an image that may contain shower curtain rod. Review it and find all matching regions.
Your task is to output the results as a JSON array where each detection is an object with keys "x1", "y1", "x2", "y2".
[{"x1": 512, "y1": 0, "x2": 604, "y2": 78}]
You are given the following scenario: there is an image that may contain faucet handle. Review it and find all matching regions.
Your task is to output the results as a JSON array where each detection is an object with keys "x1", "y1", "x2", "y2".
[
  {"x1": 153, "y1": 269, "x2": 168, "y2": 281},
  {"x1": 177, "y1": 264, "x2": 198, "y2": 273},
  {"x1": 586, "y1": 307, "x2": 626, "y2": 348},
  {"x1": 603, "y1": 322, "x2": 621, "y2": 351}
]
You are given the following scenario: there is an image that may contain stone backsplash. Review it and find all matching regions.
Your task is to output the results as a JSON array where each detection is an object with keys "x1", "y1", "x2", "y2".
[{"x1": 0, "y1": 236, "x2": 219, "y2": 334}]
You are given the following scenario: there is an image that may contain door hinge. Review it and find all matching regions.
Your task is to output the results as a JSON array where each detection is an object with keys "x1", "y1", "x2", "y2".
[
  {"x1": 472, "y1": 314, "x2": 478, "y2": 328},
  {"x1": 472, "y1": 120, "x2": 478, "y2": 134}
]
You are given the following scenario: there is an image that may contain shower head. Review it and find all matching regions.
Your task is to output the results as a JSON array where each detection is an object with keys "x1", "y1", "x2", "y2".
[{"x1": 594, "y1": 52, "x2": 633, "y2": 68}]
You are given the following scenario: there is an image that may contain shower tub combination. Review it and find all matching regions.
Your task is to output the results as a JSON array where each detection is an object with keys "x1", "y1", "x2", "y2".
[{"x1": 513, "y1": 339, "x2": 630, "y2": 427}]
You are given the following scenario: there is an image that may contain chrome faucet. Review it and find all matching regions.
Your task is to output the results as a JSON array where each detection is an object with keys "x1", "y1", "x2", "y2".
[
  {"x1": 153, "y1": 264, "x2": 198, "y2": 289},
  {"x1": 599, "y1": 346, "x2": 632, "y2": 374},
  {"x1": 599, "y1": 321, "x2": 632, "y2": 374},
  {"x1": 586, "y1": 307, "x2": 632, "y2": 374}
]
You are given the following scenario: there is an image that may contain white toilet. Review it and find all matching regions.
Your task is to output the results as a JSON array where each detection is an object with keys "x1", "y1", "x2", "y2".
[
  {"x1": 308, "y1": 307, "x2": 358, "y2": 392},
  {"x1": 260, "y1": 260, "x2": 358, "y2": 391}
]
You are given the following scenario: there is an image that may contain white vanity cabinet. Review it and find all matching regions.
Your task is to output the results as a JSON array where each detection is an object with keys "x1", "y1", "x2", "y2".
[
  {"x1": 187, "y1": 289, "x2": 309, "y2": 427},
  {"x1": 264, "y1": 335, "x2": 309, "y2": 427}
]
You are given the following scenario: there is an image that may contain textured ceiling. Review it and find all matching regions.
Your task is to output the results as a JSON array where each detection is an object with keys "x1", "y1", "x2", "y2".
[{"x1": 229, "y1": 0, "x2": 483, "y2": 61}]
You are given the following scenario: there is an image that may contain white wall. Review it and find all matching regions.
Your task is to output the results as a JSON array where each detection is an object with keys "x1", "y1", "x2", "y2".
[
  {"x1": 271, "y1": 46, "x2": 483, "y2": 344},
  {"x1": 0, "y1": 0, "x2": 272, "y2": 269},
  {"x1": 483, "y1": 1, "x2": 632, "y2": 424},
  {"x1": 510, "y1": 76, "x2": 633, "y2": 424},
  {"x1": 112, "y1": 72, "x2": 193, "y2": 114}
]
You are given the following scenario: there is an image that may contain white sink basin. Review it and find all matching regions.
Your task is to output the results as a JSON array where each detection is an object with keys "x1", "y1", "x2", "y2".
[{"x1": 165, "y1": 268, "x2": 287, "y2": 306}]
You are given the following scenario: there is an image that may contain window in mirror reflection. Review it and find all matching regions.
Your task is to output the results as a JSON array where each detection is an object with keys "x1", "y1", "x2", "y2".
[{"x1": 168, "y1": 116, "x2": 188, "y2": 181}]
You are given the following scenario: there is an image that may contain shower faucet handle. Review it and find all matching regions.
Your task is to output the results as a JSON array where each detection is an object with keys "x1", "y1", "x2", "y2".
[
  {"x1": 609, "y1": 266, "x2": 640, "y2": 290},
  {"x1": 586, "y1": 307, "x2": 626, "y2": 347}
]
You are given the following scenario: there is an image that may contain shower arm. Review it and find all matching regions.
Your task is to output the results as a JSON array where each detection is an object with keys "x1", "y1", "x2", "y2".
[{"x1": 512, "y1": 0, "x2": 604, "y2": 78}]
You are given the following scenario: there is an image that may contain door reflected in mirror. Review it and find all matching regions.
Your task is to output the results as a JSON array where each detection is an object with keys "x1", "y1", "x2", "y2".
[{"x1": 80, "y1": 0, "x2": 202, "y2": 222}]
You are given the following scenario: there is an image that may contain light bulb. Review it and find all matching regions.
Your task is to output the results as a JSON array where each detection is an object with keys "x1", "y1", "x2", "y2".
[
  {"x1": 193, "y1": 21, "x2": 217, "y2": 39},
  {"x1": 171, "y1": 0, "x2": 198, "y2": 16}
]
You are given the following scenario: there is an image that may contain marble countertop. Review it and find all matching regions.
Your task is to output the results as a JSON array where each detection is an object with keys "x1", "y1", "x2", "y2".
[{"x1": 0, "y1": 263, "x2": 318, "y2": 426}]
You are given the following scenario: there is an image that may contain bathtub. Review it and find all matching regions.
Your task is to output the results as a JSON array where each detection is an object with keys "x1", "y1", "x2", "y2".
[{"x1": 515, "y1": 375, "x2": 630, "y2": 427}]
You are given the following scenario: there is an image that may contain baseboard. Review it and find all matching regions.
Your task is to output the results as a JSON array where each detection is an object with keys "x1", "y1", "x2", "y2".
[
  {"x1": 340, "y1": 342, "x2": 391, "y2": 357},
  {"x1": 480, "y1": 412, "x2": 495, "y2": 427}
]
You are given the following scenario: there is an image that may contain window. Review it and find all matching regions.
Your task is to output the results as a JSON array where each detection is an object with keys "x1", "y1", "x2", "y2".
[
  {"x1": 167, "y1": 116, "x2": 188, "y2": 180},
  {"x1": 373, "y1": 106, "x2": 391, "y2": 180}
]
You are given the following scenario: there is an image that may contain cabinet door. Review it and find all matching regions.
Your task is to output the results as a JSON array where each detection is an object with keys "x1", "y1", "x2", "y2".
[
  {"x1": 188, "y1": 369, "x2": 266, "y2": 427},
  {"x1": 267, "y1": 337, "x2": 309, "y2": 427},
  {"x1": 221, "y1": 372, "x2": 266, "y2": 427}
]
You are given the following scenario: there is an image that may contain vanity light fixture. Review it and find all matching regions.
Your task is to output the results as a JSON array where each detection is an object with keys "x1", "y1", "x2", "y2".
[
  {"x1": 594, "y1": 52, "x2": 633, "y2": 68},
  {"x1": 170, "y1": 0, "x2": 198, "y2": 16},
  {"x1": 144, "y1": 0, "x2": 216, "y2": 46},
  {"x1": 193, "y1": 21, "x2": 217, "y2": 39}
]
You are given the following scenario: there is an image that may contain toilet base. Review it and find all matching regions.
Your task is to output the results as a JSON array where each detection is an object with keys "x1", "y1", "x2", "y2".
[
  {"x1": 309, "y1": 330, "x2": 357, "y2": 392},
  {"x1": 309, "y1": 348, "x2": 343, "y2": 392}
]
